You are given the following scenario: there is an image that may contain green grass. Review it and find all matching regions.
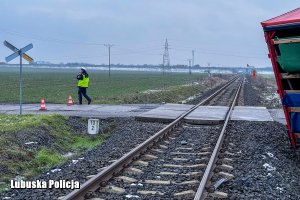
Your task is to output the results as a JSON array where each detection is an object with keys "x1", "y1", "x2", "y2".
[
  {"x1": 71, "y1": 135, "x2": 105, "y2": 151},
  {"x1": 0, "y1": 67, "x2": 208, "y2": 104},
  {"x1": 36, "y1": 148, "x2": 65, "y2": 169},
  {"x1": 0, "y1": 114, "x2": 57, "y2": 132},
  {"x1": 0, "y1": 184, "x2": 7, "y2": 193},
  {"x1": 0, "y1": 114, "x2": 113, "y2": 192}
]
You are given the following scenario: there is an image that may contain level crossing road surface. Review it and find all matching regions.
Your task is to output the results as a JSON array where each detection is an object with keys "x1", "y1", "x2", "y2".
[
  {"x1": 0, "y1": 104, "x2": 161, "y2": 118},
  {"x1": 0, "y1": 103, "x2": 286, "y2": 125}
]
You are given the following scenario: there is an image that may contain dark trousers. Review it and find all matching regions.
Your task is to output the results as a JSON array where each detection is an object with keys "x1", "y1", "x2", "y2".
[{"x1": 78, "y1": 87, "x2": 91, "y2": 104}]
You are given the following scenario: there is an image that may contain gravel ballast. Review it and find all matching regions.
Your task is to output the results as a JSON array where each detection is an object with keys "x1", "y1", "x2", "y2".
[
  {"x1": 187, "y1": 75, "x2": 233, "y2": 105},
  {"x1": 243, "y1": 76, "x2": 262, "y2": 106},
  {"x1": 96, "y1": 124, "x2": 222, "y2": 200},
  {"x1": 220, "y1": 121, "x2": 300, "y2": 199},
  {"x1": 215, "y1": 75, "x2": 300, "y2": 199},
  {"x1": 1, "y1": 118, "x2": 165, "y2": 200},
  {"x1": 243, "y1": 75, "x2": 281, "y2": 108}
]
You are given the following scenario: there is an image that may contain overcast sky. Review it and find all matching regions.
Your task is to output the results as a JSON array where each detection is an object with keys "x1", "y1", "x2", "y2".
[{"x1": 0, "y1": 0, "x2": 299, "y2": 67}]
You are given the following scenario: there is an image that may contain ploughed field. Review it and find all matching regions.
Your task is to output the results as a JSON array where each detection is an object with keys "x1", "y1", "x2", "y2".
[{"x1": 0, "y1": 67, "x2": 225, "y2": 104}]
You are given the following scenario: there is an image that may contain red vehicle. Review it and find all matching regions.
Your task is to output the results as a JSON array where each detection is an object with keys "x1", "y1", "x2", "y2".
[{"x1": 262, "y1": 8, "x2": 300, "y2": 149}]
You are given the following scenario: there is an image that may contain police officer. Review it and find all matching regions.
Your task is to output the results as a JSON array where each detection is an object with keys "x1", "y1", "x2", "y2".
[{"x1": 77, "y1": 67, "x2": 91, "y2": 105}]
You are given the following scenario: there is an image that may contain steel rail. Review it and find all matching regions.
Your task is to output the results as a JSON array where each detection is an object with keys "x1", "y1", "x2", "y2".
[
  {"x1": 63, "y1": 76, "x2": 240, "y2": 200},
  {"x1": 194, "y1": 78, "x2": 243, "y2": 200}
]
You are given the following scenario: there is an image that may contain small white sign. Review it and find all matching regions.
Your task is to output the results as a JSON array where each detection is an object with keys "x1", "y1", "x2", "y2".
[{"x1": 88, "y1": 119, "x2": 99, "y2": 134}]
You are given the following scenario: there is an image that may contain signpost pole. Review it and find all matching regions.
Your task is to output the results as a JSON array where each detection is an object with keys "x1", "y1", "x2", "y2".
[
  {"x1": 4, "y1": 41, "x2": 33, "y2": 115},
  {"x1": 19, "y1": 51, "x2": 23, "y2": 115}
]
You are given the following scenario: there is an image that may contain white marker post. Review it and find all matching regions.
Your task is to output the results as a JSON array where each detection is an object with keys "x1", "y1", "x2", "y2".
[
  {"x1": 4, "y1": 41, "x2": 33, "y2": 115},
  {"x1": 88, "y1": 119, "x2": 100, "y2": 134}
]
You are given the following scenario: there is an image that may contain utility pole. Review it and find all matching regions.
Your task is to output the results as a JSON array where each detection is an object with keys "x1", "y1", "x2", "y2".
[
  {"x1": 192, "y1": 50, "x2": 194, "y2": 67},
  {"x1": 208, "y1": 62, "x2": 212, "y2": 88},
  {"x1": 162, "y1": 38, "x2": 170, "y2": 75},
  {"x1": 188, "y1": 59, "x2": 192, "y2": 75},
  {"x1": 104, "y1": 44, "x2": 114, "y2": 77},
  {"x1": 162, "y1": 54, "x2": 165, "y2": 75}
]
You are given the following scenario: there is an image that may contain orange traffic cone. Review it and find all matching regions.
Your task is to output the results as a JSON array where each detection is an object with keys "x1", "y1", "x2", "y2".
[
  {"x1": 67, "y1": 95, "x2": 73, "y2": 106},
  {"x1": 40, "y1": 98, "x2": 47, "y2": 111}
]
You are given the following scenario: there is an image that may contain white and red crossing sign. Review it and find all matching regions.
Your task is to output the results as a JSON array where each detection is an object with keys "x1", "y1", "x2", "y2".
[
  {"x1": 3, "y1": 40, "x2": 34, "y2": 114},
  {"x1": 4, "y1": 40, "x2": 33, "y2": 63}
]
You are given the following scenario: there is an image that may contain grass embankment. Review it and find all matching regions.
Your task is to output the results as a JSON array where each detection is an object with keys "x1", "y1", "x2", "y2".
[
  {"x1": 0, "y1": 67, "x2": 210, "y2": 104},
  {"x1": 0, "y1": 114, "x2": 114, "y2": 192}
]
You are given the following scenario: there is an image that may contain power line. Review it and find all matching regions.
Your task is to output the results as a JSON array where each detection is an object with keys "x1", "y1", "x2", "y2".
[
  {"x1": 35, "y1": 51, "x2": 162, "y2": 63},
  {"x1": 39, "y1": 55, "x2": 108, "y2": 62},
  {"x1": 0, "y1": 29, "x2": 105, "y2": 46},
  {"x1": 168, "y1": 40, "x2": 265, "y2": 57},
  {"x1": 171, "y1": 47, "x2": 266, "y2": 59},
  {"x1": 114, "y1": 45, "x2": 163, "y2": 52},
  {"x1": 0, "y1": 28, "x2": 267, "y2": 64},
  {"x1": 112, "y1": 47, "x2": 163, "y2": 55}
]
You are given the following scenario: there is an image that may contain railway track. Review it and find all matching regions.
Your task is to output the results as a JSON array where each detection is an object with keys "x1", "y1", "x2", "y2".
[{"x1": 63, "y1": 76, "x2": 243, "y2": 200}]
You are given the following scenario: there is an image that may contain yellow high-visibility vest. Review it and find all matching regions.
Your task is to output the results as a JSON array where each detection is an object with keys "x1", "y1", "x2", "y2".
[{"x1": 77, "y1": 75, "x2": 89, "y2": 87}]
